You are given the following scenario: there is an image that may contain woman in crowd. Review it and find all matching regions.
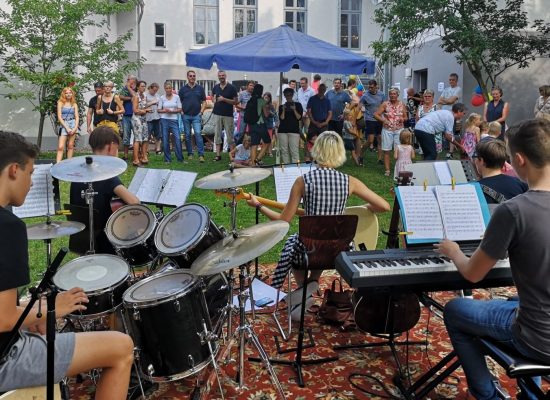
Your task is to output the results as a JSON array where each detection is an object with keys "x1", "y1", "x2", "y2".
[
  {"x1": 131, "y1": 80, "x2": 150, "y2": 166},
  {"x1": 277, "y1": 87, "x2": 303, "y2": 164},
  {"x1": 145, "y1": 82, "x2": 162, "y2": 155},
  {"x1": 95, "y1": 81, "x2": 124, "y2": 134},
  {"x1": 56, "y1": 87, "x2": 79, "y2": 163},
  {"x1": 416, "y1": 89, "x2": 439, "y2": 152},
  {"x1": 374, "y1": 87, "x2": 408, "y2": 176},
  {"x1": 263, "y1": 92, "x2": 278, "y2": 157},
  {"x1": 245, "y1": 131, "x2": 390, "y2": 320},
  {"x1": 158, "y1": 82, "x2": 183, "y2": 163},
  {"x1": 483, "y1": 86, "x2": 509, "y2": 139},
  {"x1": 534, "y1": 84, "x2": 550, "y2": 121}
]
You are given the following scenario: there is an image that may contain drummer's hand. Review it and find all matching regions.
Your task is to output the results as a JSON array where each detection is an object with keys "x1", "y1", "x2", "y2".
[
  {"x1": 56, "y1": 287, "x2": 88, "y2": 317},
  {"x1": 246, "y1": 194, "x2": 260, "y2": 208}
]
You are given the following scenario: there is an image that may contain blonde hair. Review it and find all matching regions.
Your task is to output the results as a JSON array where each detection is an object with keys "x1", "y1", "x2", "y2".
[
  {"x1": 465, "y1": 113, "x2": 481, "y2": 128},
  {"x1": 399, "y1": 129, "x2": 413, "y2": 145},
  {"x1": 311, "y1": 131, "x2": 346, "y2": 168},
  {"x1": 488, "y1": 121, "x2": 502, "y2": 137},
  {"x1": 58, "y1": 87, "x2": 76, "y2": 105},
  {"x1": 479, "y1": 121, "x2": 489, "y2": 133}
]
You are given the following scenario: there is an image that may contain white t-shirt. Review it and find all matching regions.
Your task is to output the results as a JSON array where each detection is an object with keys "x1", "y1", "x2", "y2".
[
  {"x1": 234, "y1": 144, "x2": 251, "y2": 161},
  {"x1": 159, "y1": 94, "x2": 182, "y2": 120},
  {"x1": 415, "y1": 110, "x2": 455, "y2": 135},
  {"x1": 439, "y1": 86, "x2": 462, "y2": 111}
]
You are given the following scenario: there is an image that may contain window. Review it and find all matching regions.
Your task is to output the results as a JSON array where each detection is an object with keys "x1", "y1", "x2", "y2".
[
  {"x1": 194, "y1": 0, "x2": 218, "y2": 45},
  {"x1": 234, "y1": 0, "x2": 256, "y2": 39},
  {"x1": 340, "y1": 0, "x2": 361, "y2": 49},
  {"x1": 154, "y1": 23, "x2": 166, "y2": 48},
  {"x1": 285, "y1": 0, "x2": 306, "y2": 33}
]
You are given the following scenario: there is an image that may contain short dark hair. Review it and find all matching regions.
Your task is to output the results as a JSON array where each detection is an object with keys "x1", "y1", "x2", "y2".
[
  {"x1": 187, "y1": 70, "x2": 196, "y2": 77},
  {"x1": 449, "y1": 73, "x2": 459, "y2": 80},
  {"x1": 300, "y1": 77, "x2": 308, "y2": 83},
  {"x1": 313, "y1": 74, "x2": 321, "y2": 81},
  {"x1": 318, "y1": 83, "x2": 327, "y2": 91},
  {"x1": 368, "y1": 79, "x2": 378, "y2": 86},
  {"x1": 283, "y1": 87, "x2": 295, "y2": 96},
  {"x1": 0, "y1": 131, "x2": 39, "y2": 172},
  {"x1": 289, "y1": 79, "x2": 297, "y2": 85},
  {"x1": 89, "y1": 126, "x2": 120, "y2": 151},
  {"x1": 252, "y1": 83, "x2": 264, "y2": 97},
  {"x1": 94, "y1": 81, "x2": 104, "y2": 89},
  {"x1": 137, "y1": 80, "x2": 146, "y2": 88},
  {"x1": 475, "y1": 140, "x2": 507, "y2": 169},
  {"x1": 506, "y1": 119, "x2": 550, "y2": 168},
  {"x1": 452, "y1": 103, "x2": 466, "y2": 113}
]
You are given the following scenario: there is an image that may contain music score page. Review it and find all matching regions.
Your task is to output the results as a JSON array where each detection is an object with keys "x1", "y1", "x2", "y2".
[
  {"x1": 273, "y1": 164, "x2": 315, "y2": 204},
  {"x1": 13, "y1": 164, "x2": 55, "y2": 218},
  {"x1": 129, "y1": 168, "x2": 197, "y2": 207},
  {"x1": 397, "y1": 186, "x2": 444, "y2": 240}
]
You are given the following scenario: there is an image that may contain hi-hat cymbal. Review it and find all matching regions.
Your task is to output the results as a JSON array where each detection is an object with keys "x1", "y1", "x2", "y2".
[
  {"x1": 27, "y1": 221, "x2": 85, "y2": 240},
  {"x1": 50, "y1": 155, "x2": 127, "y2": 183},
  {"x1": 190, "y1": 220, "x2": 289, "y2": 276},
  {"x1": 195, "y1": 167, "x2": 272, "y2": 190}
]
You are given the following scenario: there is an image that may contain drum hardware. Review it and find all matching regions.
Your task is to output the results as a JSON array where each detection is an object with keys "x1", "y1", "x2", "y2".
[
  {"x1": 198, "y1": 320, "x2": 225, "y2": 400},
  {"x1": 118, "y1": 308, "x2": 147, "y2": 400}
]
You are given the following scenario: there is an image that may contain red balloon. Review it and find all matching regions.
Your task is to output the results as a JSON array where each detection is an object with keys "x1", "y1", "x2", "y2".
[
  {"x1": 471, "y1": 94, "x2": 484, "y2": 107},
  {"x1": 357, "y1": 90, "x2": 363, "y2": 96}
]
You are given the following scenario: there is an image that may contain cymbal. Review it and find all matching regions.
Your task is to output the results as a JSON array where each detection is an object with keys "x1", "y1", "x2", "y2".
[
  {"x1": 190, "y1": 220, "x2": 289, "y2": 275},
  {"x1": 195, "y1": 167, "x2": 272, "y2": 190},
  {"x1": 50, "y1": 155, "x2": 127, "y2": 183},
  {"x1": 27, "y1": 221, "x2": 85, "y2": 240}
]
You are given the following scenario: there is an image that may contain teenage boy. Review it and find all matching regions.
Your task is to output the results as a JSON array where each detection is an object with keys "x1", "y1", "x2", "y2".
[
  {"x1": 436, "y1": 119, "x2": 550, "y2": 400},
  {"x1": 0, "y1": 131, "x2": 133, "y2": 398}
]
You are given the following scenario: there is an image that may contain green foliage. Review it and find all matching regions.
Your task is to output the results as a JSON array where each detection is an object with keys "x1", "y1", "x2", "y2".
[
  {"x1": 373, "y1": 0, "x2": 550, "y2": 97},
  {"x1": 0, "y1": 0, "x2": 143, "y2": 148}
]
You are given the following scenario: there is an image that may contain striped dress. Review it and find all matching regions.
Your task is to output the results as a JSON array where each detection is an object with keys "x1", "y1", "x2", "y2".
[{"x1": 271, "y1": 168, "x2": 349, "y2": 288}]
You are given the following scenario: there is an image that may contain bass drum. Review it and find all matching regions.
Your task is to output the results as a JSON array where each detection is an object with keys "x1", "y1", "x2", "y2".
[
  {"x1": 154, "y1": 204, "x2": 224, "y2": 268},
  {"x1": 123, "y1": 270, "x2": 218, "y2": 382},
  {"x1": 105, "y1": 204, "x2": 158, "y2": 267}
]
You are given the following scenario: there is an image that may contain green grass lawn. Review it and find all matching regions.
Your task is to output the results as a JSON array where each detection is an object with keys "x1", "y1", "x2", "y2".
[{"x1": 25, "y1": 147, "x2": 396, "y2": 285}]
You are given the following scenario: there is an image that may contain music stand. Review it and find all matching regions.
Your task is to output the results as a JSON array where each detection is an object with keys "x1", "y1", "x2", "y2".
[{"x1": 251, "y1": 215, "x2": 357, "y2": 387}]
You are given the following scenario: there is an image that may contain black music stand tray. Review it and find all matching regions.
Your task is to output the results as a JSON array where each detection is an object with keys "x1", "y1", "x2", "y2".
[{"x1": 251, "y1": 215, "x2": 358, "y2": 387}]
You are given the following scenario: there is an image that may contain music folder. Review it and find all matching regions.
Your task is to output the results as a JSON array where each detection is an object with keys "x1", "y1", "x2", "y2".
[{"x1": 128, "y1": 168, "x2": 197, "y2": 207}]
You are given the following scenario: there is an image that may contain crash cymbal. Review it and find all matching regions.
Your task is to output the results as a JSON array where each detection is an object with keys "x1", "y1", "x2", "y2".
[
  {"x1": 195, "y1": 167, "x2": 272, "y2": 190},
  {"x1": 27, "y1": 221, "x2": 85, "y2": 240},
  {"x1": 50, "y1": 155, "x2": 127, "y2": 183},
  {"x1": 190, "y1": 220, "x2": 289, "y2": 275}
]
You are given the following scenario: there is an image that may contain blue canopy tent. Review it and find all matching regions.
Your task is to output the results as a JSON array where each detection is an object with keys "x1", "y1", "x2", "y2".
[{"x1": 186, "y1": 24, "x2": 375, "y2": 75}]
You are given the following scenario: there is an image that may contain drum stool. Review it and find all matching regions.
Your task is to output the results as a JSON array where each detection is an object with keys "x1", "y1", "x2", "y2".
[{"x1": 478, "y1": 337, "x2": 550, "y2": 399}]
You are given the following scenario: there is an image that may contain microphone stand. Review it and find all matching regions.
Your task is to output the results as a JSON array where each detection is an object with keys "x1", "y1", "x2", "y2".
[{"x1": 0, "y1": 248, "x2": 68, "y2": 400}]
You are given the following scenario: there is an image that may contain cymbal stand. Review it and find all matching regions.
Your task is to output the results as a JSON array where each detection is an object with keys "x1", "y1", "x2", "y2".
[
  {"x1": 223, "y1": 264, "x2": 286, "y2": 399},
  {"x1": 81, "y1": 182, "x2": 97, "y2": 255}
]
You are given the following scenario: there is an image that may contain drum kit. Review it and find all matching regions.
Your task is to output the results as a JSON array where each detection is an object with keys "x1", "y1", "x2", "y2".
[{"x1": 44, "y1": 157, "x2": 289, "y2": 399}]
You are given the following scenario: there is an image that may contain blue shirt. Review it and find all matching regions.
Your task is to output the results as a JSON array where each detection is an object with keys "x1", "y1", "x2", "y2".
[
  {"x1": 414, "y1": 109, "x2": 455, "y2": 135},
  {"x1": 307, "y1": 95, "x2": 332, "y2": 122},
  {"x1": 119, "y1": 86, "x2": 134, "y2": 116},
  {"x1": 326, "y1": 90, "x2": 351, "y2": 121},
  {"x1": 360, "y1": 90, "x2": 386, "y2": 121},
  {"x1": 178, "y1": 84, "x2": 206, "y2": 116}
]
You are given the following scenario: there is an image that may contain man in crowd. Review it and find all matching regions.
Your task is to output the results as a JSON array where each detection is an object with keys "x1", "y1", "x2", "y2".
[
  {"x1": 438, "y1": 73, "x2": 462, "y2": 158},
  {"x1": 298, "y1": 77, "x2": 316, "y2": 139},
  {"x1": 212, "y1": 70, "x2": 238, "y2": 161},
  {"x1": 326, "y1": 78, "x2": 351, "y2": 135},
  {"x1": 235, "y1": 81, "x2": 255, "y2": 143},
  {"x1": 306, "y1": 83, "x2": 332, "y2": 162},
  {"x1": 360, "y1": 79, "x2": 386, "y2": 163},
  {"x1": 87, "y1": 82, "x2": 104, "y2": 134},
  {"x1": 179, "y1": 70, "x2": 206, "y2": 162},
  {"x1": 288, "y1": 80, "x2": 299, "y2": 102},
  {"x1": 414, "y1": 103, "x2": 466, "y2": 160},
  {"x1": 118, "y1": 75, "x2": 137, "y2": 160}
]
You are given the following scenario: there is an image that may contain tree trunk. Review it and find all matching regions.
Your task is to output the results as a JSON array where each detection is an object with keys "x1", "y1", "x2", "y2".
[{"x1": 36, "y1": 112, "x2": 46, "y2": 152}]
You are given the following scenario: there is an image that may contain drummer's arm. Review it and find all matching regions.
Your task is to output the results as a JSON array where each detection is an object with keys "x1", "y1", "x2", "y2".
[
  {"x1": 247, "y1": 177, "x2": 304, "y2": 223},
  {"x1": 114, "y1": 185, "x2": 140, "y2": 205},
  {"x1": 349, "y1": 176, "x2": 391, "y2": 213}
]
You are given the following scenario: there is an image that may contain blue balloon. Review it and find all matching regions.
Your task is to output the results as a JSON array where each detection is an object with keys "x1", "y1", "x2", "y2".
[
  {"x1": 357, "y1": 84, "x2": 364, "y2": 91},
  {"x1": 475, "y1": 85, "x2": 482, "y2": 94}
]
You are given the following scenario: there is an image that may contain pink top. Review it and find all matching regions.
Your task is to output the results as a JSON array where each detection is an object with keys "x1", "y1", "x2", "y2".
[{"x1": 383, "y1": 101, "x2": 405, "y2": 131}]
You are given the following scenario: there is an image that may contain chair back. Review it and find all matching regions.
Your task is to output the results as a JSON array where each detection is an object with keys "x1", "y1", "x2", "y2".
[
  {"x1": 298, "y1": 214, "x2": 358, "y2": 270},
  {"x1": 344, "y1": 206, "x2": 379, "y2": 250},
  {"x1": 64, "y1": 203, "x2": 101, "y2": 255}
]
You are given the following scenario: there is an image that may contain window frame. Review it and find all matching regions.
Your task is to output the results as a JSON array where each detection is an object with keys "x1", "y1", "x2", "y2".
[
  {"x1": 284, "y1": 0, "x2": 307, "y2": 33},
  {"x1": 233, "y1": 0, "x2": 257, "y2": 39},
  {"x1": 339, "y1": 0, "x2": 362, "y2": 50},
  {"x1": 193, "y1": 0, "x2": 219, "y2": 46},
  {"x1": 154, "y1": 22, "x2": 166, "y2": 48}
]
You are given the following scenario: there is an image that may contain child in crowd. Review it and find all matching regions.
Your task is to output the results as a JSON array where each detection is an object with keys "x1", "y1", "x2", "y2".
[
  {"x1": 461, "y1": 113, "x2": 481, "y2": 159},
  {"x1": 230, "y1": 135, "x2": 252, "y2": 167},
  {"x1": 393, "y1": 128, "x2": 415, "y2": 178},
  {"x1": 479, "y1": 121, "x2": 490, "y2": 140},
  {"x1": 342, "y1": 110, "x2": 361, "y2": 165}
]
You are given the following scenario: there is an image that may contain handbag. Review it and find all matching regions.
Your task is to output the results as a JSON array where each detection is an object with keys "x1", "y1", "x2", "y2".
[
  {"x1": 356, "y1": 115, "x2": 366, "y2": 130},
  {"x1": 317, "y1": 278, "x2": 355, "y2": 331}
]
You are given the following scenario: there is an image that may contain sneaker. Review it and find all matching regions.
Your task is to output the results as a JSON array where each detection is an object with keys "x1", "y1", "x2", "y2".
[
  {"x1": 285, "y1": 280, "x2": 319, "y2": 307},
  {"x1": 290, "y1": 296, "x2": 315, "y2": 321},
  {"x1": 255, "y1": 159, "x2": 264, "y2": 166},
  {"x1": 446, "y1": 152, "x2": 453, "y2": 159},
  {"x1": 214, "y1": 155, "x2": 222, "y2": 161},
  {"x1": 384, "y1": 170, "x2": 391, "y2": 177},
  {"x1": 199, "y1": 156, "x2": 205, "y2": 163},
  {"x1": 188, "y1": 155, "x2": 193, "y2": 160}
]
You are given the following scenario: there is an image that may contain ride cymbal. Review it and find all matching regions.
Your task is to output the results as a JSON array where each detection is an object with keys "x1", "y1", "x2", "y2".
[
  {"x1": 190, "y1": 220, "x2": 289, "y2": 275},
  {"x1": 195, "y1": 167, "x2": 272, "y2": 190},
  {"x1": 27, "y1": 221, "x2": 85, "y2": 240},
  {"x1": 50, "y1": 155, "x2": 127, "y2": 183}
]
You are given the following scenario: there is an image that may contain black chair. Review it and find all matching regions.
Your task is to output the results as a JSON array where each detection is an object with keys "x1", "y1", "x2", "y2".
[
  {"x1": 64, "y1": 203, "x2": 102, "y2": 255},
  {"x1": 478, "y1": 337, "x2": 550, "y2": 399}
]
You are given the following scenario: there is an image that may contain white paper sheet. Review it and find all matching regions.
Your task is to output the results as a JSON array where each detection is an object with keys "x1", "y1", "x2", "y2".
[
  {"x1": 128, "y1": 168, "x2": 197, "y2": 207},
  {"x1": 397, "y1": 186, "x2": 444, "y2": 240},
  {"x1": 272, "y1": 164, "x2": 315, "y2": 204},
  {"x1": 13, "y1": 164, "x2": 55, "y2": 218},
  {"x1": 433, "y1": 162, "x2": 453, "y2": 185},
  {"x1": 232, "y1": 277, "x2": 281, "y2": 312}
]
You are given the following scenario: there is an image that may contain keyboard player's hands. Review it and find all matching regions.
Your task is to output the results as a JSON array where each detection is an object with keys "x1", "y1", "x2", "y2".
[{"x1": 434, "y1": 239, "x2": 461, "y2": 260}]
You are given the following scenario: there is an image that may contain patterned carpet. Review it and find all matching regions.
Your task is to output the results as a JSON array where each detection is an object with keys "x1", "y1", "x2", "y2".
[{"x1": 69, "y1": 266, "x2": 526, "y2": 400}]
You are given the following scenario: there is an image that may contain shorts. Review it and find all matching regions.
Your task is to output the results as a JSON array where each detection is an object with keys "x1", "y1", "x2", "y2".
[
  {"x1": 364, "y1": 120, "x2": 383, "y2": 137},
  {"x1": 60, "y1": 119, "x2": 76, "y2": 136},
  {"x1": 0, "y1": 331, "x2": 75, "y2": 392},
  {"x1": 381, "y1": 128, "x2": 402, "y2": 151},
  {"x1": 213, "y1": 114, "x2": 234, "y2": 146},
  {"x1": 249, "y1": 123, "x2": 271, "y2": 145}
]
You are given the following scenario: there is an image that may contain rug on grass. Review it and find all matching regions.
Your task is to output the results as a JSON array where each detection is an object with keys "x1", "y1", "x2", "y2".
[{"x1": 69, "y1": 265, "x2": 533, "y2": 400}]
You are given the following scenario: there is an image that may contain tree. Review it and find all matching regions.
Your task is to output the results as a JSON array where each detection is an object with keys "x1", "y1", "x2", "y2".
[
  {"x1": 0, "y1": 0, "x2": 142, "y2": 149},
  {"x1": 372, "y1": 0, "x2": 550, "y2": 99}
]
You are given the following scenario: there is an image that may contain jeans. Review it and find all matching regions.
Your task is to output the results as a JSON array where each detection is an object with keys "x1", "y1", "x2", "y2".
[
  {"x1": 414, "y1": 129, "x2": 437, "y2": 160},
  {"x1": 445, "y1": 298, "x2": 542, "y2": 400},
  {"x1": 147, "y1": 119, "x2": 161, "y2": 139},
  {"x1": 160, "y1": 118, "x2": 183, "y2": 162},
  {"x1": 182, "y1": 114, "x2": 204, "y2": 156},
  {"x1": 122, "y1": 115, "x2": 133, "y2": 146}
]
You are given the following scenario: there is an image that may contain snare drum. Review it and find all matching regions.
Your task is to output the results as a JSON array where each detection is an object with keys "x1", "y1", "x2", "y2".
[
  {"x1": 154, "y1": 204, "x2": 224, "y2": 268},
  {"x1": 123, "y1": 270, "x2": 218, "y2": 381},
  {"x1": 105, "y1": 204, "x2": 158, "y2": 267},
  {"x1": 53, "y1": 254, "x2": 130, "y2": 319}
]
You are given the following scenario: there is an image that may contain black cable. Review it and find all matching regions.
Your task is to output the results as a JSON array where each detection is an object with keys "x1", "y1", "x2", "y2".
[{"x1": 348, "y1": 372, "x2": 403, "y2": 399}]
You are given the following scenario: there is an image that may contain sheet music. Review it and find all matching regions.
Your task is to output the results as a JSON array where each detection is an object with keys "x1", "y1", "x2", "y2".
[
  {"x1": 397, "y1": 186, "x2": 444, "y2": 240},
  {"x1": 273, "y1": 164, "x2": 315, "y2": 203},
  {"x1": 13, "y1": 164, "x2": 55, "y2": 218},
  {"x1": 128, "y1": 168, "x2": 197, "y2": 207},
  {"x1": 433, "y1": 162, "x2": 453, "y2": 185},
  {"x1": 435, "y1": 185, "x2": 486, "y2": 241},
  {"x1": 157, "y1": 170, "x2": 197, "y2": 207}
]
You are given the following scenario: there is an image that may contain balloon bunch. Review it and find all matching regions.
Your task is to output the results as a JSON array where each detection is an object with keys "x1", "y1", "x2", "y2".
[
  {"x1": 347, "y1": 74, "x2": 364, "y2": 97},
  {"x1": 471, "y1": 84, "x2": 493, "y2": 107}
]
